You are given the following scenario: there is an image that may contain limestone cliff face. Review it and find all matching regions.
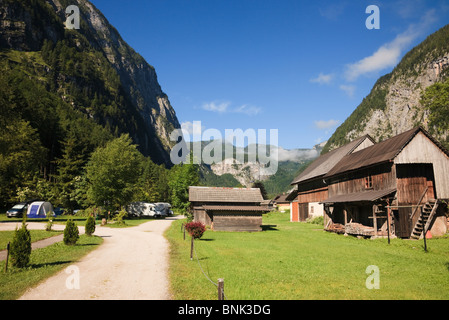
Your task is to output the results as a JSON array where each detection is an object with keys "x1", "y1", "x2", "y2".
[
  {"x1": 324, "y1": 24, "x2": 449, "y2": 153},
  {"x1": 0, "y1": 0, "x2": 180, "y2": 165},
  {"x1": 345, "y1": 54, "x2": 449, "y2": 143}
]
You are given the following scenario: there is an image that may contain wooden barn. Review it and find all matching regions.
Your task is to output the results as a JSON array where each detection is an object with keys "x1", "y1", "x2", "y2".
[
  {"x1": 189, "y1": 186, "x2": 270, "y2": 232},
  {"x1": 321, "y1": 127, "x2": 449, "y2": 239},
  {"x1": 289, "y1": 135, "x2": 375, "y2": 222}
]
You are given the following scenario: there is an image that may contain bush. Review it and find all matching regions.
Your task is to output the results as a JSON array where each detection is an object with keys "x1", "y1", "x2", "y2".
[
  {"x1": 112, "y1": 208, "x2": 127, "y2": 226},
  {"x1": 85, "y1": 215, "x2": 96, "y2": 236},
  {"x1": 184, "y1": 221, "x2": 206, "y2": 239},
  {"x1": 10, "y1": 222, "x2": 32, "y2": 268},
  {"x1": 46, "y1": 211, "x2": 54, "y2": 231},
  {"x1": 307, "y1": 216, "x2": 324, "y2": 225},
  {"x1": 64, "y1": 219, "x2": 79, "y2": 245}
]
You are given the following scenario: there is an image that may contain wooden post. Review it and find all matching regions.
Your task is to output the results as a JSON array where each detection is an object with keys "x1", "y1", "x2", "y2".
[
  {"x1": 184, "y1": 225, "x2": 186, "y2": 241},
  {"x1": 372, "y1": 205, "x2": 378, "y2": 237},
  {"x1": 423, "y1": 226, "x2": 428, "y2": 252},
  {"x1": 4, "y1": 242, "x2": 10, "y2": 273},
  {"x1": 190, "y1": 236, "x2": 194, "y2": 260},
  {"x1": 386, "y1": 201, "x2": 391, "y2": 245},
  {"x1": 218, "y1": 278, "x2": 224, "y2": 300}
]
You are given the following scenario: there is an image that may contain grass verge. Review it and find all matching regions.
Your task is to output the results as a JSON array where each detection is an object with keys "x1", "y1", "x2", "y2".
[
  {"x1": 0, "y1": 235, "x2": 103, "y2": 300},
  {"x1": 166, "y1": 211, "x2": 449, "y2": 300}
]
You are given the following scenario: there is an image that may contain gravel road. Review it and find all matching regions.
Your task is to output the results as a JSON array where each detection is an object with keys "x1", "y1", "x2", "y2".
[{"x1": 0, "y1": 217, "x2": 181, "y2": 300}]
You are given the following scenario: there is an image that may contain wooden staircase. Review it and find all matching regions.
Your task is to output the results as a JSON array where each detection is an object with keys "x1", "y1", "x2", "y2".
[{"x1": 410, "y1": 199, "x2": 439, "y2": 240}]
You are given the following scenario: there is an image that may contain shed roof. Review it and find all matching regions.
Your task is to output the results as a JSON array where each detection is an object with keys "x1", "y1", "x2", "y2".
[
  {"x1": 291, "y1": 135, "x2": 374, "y2": 185},
  {"x1": 323, "y1": 127, "x2": 449, "y2": 178},
  {"x1": 189, "y1": 186, "x2": 264, "y2": 203},
  {"x1": 202, "y1": 205, "x2": 271, "y2": 212},
  {"x1": 321, "y1": 188, "x2": 396, "y2": 204}
]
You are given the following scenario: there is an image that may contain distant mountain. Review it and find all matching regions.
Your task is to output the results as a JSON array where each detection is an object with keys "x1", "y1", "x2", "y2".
[
  {"x1": 0, "y1": 0, "x2": 180, "y2": 169},
  {"x1": 323, "y1": 24, "x2": 449, "y2": 154},
  {"x1": 193, "y1": 140, "x2": 323, "y2": 196}
]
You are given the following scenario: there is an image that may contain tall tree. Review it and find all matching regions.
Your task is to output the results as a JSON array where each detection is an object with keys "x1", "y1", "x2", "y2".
[
  {"x1": 168, "y1": 159, "x2": 200, "y2": 213},
  {"x1": 85, "y1": 134, "x2": 143, "y2": 211}
]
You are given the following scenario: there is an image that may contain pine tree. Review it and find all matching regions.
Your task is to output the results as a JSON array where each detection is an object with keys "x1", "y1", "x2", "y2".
[
  {"x1": 85, "y1": 215, "x2": 96, "y2": 236},
  {"x1": 10, "y1": 222, "x2": 32, "y2": 268},
  {"x1": 63, "y1": 219, "x2": 79, "y2": 245}
]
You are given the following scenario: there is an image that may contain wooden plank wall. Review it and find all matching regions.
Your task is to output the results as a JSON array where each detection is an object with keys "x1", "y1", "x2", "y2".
[
  {"x1": 297, "y1": 188, "x2": 328, "y2": 203},
  {"x1": 327, "y1": 163, "x2": 396, "y2": 197},
  {"x1": 212, "y1": 213, "x2": 263, "y2": 232},
  {"x1": 395, "y1": 131, "x2": 449, "y2": 199}
]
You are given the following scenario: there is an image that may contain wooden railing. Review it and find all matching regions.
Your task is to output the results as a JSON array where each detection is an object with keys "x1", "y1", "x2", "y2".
[{"x1": 410, "y1": 186, "x2": 428, "y2": 222}]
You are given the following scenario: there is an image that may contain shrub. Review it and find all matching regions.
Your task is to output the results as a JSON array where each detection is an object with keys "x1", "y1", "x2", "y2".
[
  {"x1": 184, "y1": 221, "x2": 206, "y2": 239},
  {"x1": 112, "y1": 208, "x2": 127, "y2": 226},
  {"x1": 307, "y1": 216, "x2": 324, "y2": 225},
  {"x1": 85, "y1": 215, "x2": 96, "y2": 236},
  {"x1": 46, "y1": 211, "x2": 54, "y2": 231},
  {"x1": 64, "y1": 219, "x2": 79, "y2": 245},
  {"x1": 10, "y1": 222, "x2": 32, "y2": 268}
]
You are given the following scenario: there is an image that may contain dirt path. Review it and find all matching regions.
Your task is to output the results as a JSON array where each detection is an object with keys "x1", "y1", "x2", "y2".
[{"x1": 5, "y1": 217, "x2": 182, "y2": 300}]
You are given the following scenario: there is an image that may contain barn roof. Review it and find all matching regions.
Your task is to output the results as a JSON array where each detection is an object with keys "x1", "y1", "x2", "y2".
[
  {"x1": 321, "y1": 188, "x2": 396, "y2": 204},
  {"x1": 323, "y1": 127, "x2": 449, "y2": 178},
  {"x1": 291, "y1": 135, "x2": 374, "y2": 185},
  {"x1": 202, "y1": 205, "x2": 271, "y2": 212},
  {"x1": 189, "y1": 186, "x2": 264, "y2": 203}
]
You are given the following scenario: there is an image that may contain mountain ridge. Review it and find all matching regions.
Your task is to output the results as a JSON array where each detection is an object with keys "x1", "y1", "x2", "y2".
[
  {"x1": 323, "y1": 23, "x2": 449, "y2": 154},
  {"x1": 0, "y1": 0, "x2": 180, "y2": 165}
]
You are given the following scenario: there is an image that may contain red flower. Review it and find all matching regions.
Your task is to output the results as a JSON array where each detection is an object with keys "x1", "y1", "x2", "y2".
[{"x1": 184, "y1": 221, "x2": 206, "y2": 239}]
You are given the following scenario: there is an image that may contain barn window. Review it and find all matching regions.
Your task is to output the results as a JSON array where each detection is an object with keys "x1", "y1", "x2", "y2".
[
  {"x1": 364, "y1": 175, "x2": 373, "y2": 189},
  {"x1": 310, "y1": 206, "x2": 314, "y2": 213}
]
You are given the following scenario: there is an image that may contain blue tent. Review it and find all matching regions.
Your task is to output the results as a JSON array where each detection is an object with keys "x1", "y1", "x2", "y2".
[{"x1": 27, "y1": 202, "x2": 53, "y2": 219}]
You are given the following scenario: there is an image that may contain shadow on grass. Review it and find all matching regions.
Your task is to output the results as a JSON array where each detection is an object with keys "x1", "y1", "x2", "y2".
[
  {"x1": 262, "y1": 225, "x2": 279, "y2": 231},
  {"x1": 30, "y1": 260, "x2": 73, "y2": 269}
]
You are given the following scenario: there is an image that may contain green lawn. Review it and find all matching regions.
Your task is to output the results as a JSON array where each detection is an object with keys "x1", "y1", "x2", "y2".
[
  {"x1": 0, "y1": 230, "x2": 63, "y2": 251},
  {"x1": 0, "y1": 235, "x2": 103, "y2": 300},
  {"x1": 166, "y1": 211, "x2": 449, "y2": 300}
]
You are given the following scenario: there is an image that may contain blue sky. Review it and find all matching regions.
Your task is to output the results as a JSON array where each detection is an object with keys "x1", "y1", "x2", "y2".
[{"x1": 90, "y1": 0, "x2": 448, "y2": 150}]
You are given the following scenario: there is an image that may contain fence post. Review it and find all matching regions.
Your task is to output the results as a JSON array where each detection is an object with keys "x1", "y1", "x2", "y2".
[
  {"x1": 218, "y1": 278, "x2": 224, "y2": 300},
  {"x1": 4, "y1": 242, "x2": 10, "y2": 273},
  {"x1": 190, "y1": 236, "x2": 194, "y2": 260}
]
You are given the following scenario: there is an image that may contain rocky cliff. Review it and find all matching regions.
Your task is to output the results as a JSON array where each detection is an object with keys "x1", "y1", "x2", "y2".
[
  {"x1": 0, "y1": 0, "x2": 180, "y2": 165},
  {"x1": 323, "y1": 24, "x2": 449, "y2": 153}
]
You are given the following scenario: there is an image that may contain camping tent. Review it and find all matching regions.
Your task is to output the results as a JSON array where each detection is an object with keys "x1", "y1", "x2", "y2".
[{"x1": 27, "y1": 201, "x2": 53, "y2": 219}]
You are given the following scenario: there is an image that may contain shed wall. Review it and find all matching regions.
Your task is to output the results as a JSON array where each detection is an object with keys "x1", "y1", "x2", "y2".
[{"x1": 395, "y1": 131, "x2": 449, "y2": 199}]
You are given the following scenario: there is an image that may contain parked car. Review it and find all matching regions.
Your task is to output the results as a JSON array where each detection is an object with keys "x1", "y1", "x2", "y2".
[
  {"x1": 6, "y1": 199, "x2": 38, "y2": 218},
  {"x1": 7, "y1": 202, "x2": 28, "y2": 218}
]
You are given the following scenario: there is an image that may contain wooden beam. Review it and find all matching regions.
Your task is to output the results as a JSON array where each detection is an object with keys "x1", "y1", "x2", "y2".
[{"x1": 372, "y1": 205, "x2": 377, "y2": 236}]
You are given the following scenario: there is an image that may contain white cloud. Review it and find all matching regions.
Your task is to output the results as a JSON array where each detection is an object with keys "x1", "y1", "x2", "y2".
[
  {"x1": 314, "y1": 119, "x2": 340, "y2": 130},
  {"x1": 181, "y1": 121, "x2": 205, "y2": 141},
  {"x1": 344, "y1": 9, "x2": 437, "y2": 81},
  {"x1": 339, "y1": 84, "x2": 356, "y2": 97},
  {"x1": 202, "y1": 101, "x2": 230, "y2": 113},
  {"x1": 276, "y1": 146, "x2": 320, "y2": 162},
  {"x1": 310, "y1": 73, "x2": 334, "y2": 85},
  {"x1": 202, "y1": 101, "x2": 261, "y2": 116},
  {"x1": 234, "y1": 104, "x2": 262, "y2": 116}
]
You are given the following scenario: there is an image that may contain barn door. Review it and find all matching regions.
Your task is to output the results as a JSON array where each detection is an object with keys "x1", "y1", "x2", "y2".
[
  {"x1": 298, "y1": 203, "x2": 309, "y2": 222},
  {"x1": 395, "y1": 163, "x2": 436, "y2": 238}
]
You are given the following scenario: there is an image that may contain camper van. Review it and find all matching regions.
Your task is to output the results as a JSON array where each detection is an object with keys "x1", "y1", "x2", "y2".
[
  {"x1": 154, "y1": 203, "x2": 173, "y2": 217},
  {"x1": 127, "y1": 202, "x2": 158, "y2": 217},
  {"x1": 127, "y1": 202, "x2": 173, "y2": 218},
  {"x1": 27, "y1": 201, "x2": 54, "y2": 219}
]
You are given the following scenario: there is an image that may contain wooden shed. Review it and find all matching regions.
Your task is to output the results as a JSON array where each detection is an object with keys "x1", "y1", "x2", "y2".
[
  {"x1": 321, "y1": 127, "x2": 449, "y2": 239},
  {"x1": 189, "y1": 186, "x2": 270, "y2": 232},
  {"x1": 289, "y1": 135, "x2": 375, "y2": 222}
]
